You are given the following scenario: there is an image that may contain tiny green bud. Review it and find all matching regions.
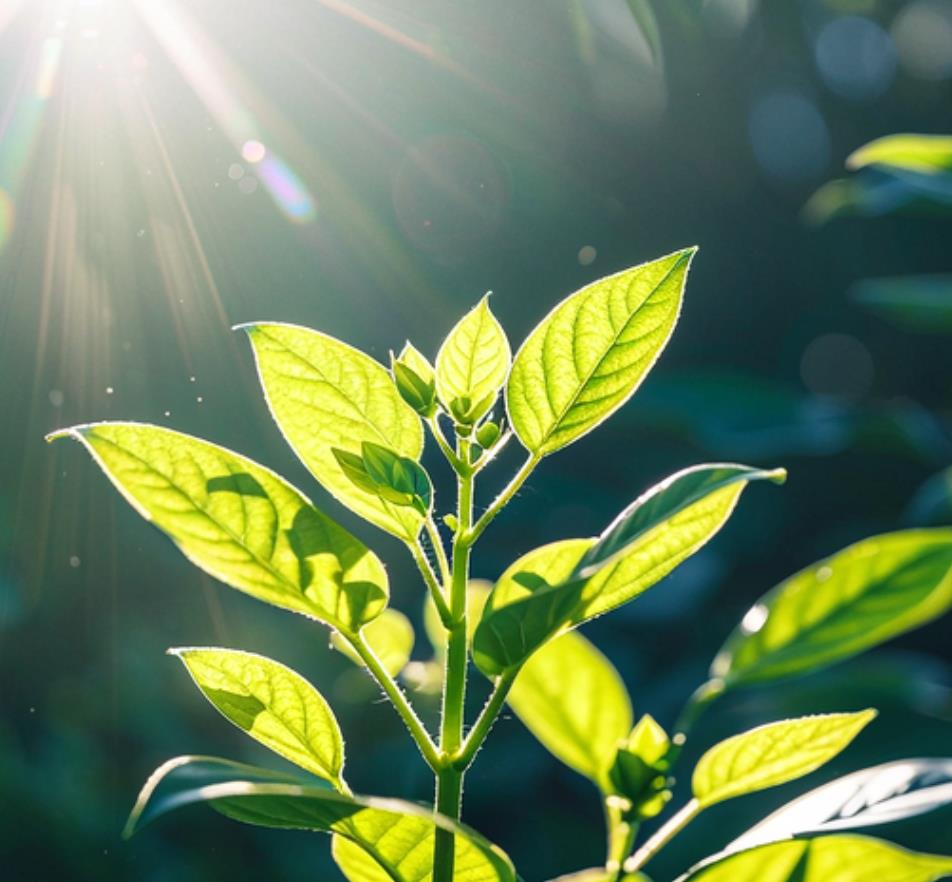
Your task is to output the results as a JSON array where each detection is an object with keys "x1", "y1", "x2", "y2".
[
  {"x1": 391, "y1": 343, "x2": 437, "y2": 417},
  {"x1": 475, "y1": 420, "x2": 501, "y2": 449},
  {"x1": 608, "y1": 714, "x2": 672, "y2": 820},
  {"x1": 443, "y1": 514, "x2": 459, "y2": 532}
]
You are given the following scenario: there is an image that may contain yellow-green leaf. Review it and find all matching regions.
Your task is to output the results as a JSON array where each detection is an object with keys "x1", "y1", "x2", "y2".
[
  {"x1": 332, "y1": 608, "x2": 415, "y2": 677},
  {"x1": 506, "y1": 248, "x2": 694, "y2": 456},
  {"x1": 692, "y1": 711, "x2": 876, "y2": 808},
  {"x1": 507, "y1": 629, "x2": 632, "y2": 787},
  {"x1": 435, "y1": 295, "x2": 511, "y2": 424},
  {"x1": 173, "y1": 648, "x2": 344, "y2": 787},
  {"x1": 847, "y1": 133, "x2": 952, "y2": 175},
  {"x1": 713, "y1": 530, "x2": 952, "y2": 687},
  {"x1": 473, "y1": 463, "x2": 780, "y2": 676},
  {"x1": 125, "y1": 756, "x2": 517, "y2": 882},
  {"x1": 47, "y1": 422, "x2": 387, "y2": 632},
  {"x1": 682, "y1": 835, "x2": 952, "y2": 882},
  {"x1": 241, "y1": 322, "x2": 424, "y2": 540}
]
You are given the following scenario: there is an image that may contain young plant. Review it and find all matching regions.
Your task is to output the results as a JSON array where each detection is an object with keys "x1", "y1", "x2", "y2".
[{"x1": 49, "y1": 248, "x2": 952, "y2": 882}]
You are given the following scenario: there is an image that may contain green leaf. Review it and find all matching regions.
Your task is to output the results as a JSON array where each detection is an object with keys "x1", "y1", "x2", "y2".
[
  {"x1": 332, "y1": 608, "x2": 415, "y2": 677},
  {"x1": 847, "y1": 133, "x2": 952, "y2": 175},
  {"x1": 506, "y1": 248, "x2": 694, "y2": 456},
  {"x1": 577, "y1": 464, "x2": 786, "y2": 578},
  {"x1": 681, "y1": 835, "x2": 952, "y2": 882},
  {"x1": 473, "y1": 463, "x2": 781, "y2": 676},
  {"x1": 240, "y1": 322, "x2": 424, "y2": 540},
  {"x1": 692, "y1": 710, "x2": 876, "y2": 808},
  {"x1": 507, "y1": 629, "x2": 632, "y2": 787},
  {"x1": 47, "y1": 422, "x2": 388, "y2": 632},
  {"x1": 126, "y1": 756, "x2": 518, "y2": 882},
  {"x1": 172, "y1": 648, "x2": 345, "y2": 787},
  {"x1": 851, "y1": 275, "x2": 952, "y2": 333},
  {"x1": 728, "y1": 758, "x2": 952, "y2": 855},
  {"x1": 712, "y1": 530, "x2": 952, "y2": 687},
  {"x1": 392, "y1": 342, "x2": 437, "y2": 417},
  {"x1": 436, "y1": 295, "x2": 511, "y2": 425}
]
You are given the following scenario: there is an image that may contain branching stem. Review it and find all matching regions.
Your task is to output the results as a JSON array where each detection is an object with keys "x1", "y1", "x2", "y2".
[
  {"x1": 623, "y1": 799, "x2": 701, "y2": 874},
  {"x1": 454, "y1": 668, "x2": 517, "y2": 769},
  {"x1": 346, "y1": 629, "x2": 441, "y2": 771},
  {"x1": 410, "y1": 538, "x2": 452, "y2": 627},
  {"x1": 468, "y1": 453, "x2": 540, "y2": 543}
]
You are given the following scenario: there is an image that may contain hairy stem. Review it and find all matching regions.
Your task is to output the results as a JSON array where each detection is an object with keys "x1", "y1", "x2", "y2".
[
  {"x1": 468, "y1": 452, "x2": 540, "y2": 544},
  {"x1": 425, "y1": 516, "x2": 452, "y2": 586},
  {"x1": 347, "y1": 630, "x2": 440, "y2": 770},
  {"x1": 623, "y1": 799, "x2": 701, "y2": 874},
  {"x1": 433, "y1": 439, "x2": 474, "y2": 882},
  {"x1": 427, "y1": 414, "x2": 465, "y2": 472},
  {"x1": 410, "y1": 538, "x2": 452, "y2": 627},
  {"x1": 454, "y1": 668, "x2": 517, "y2": 769}
]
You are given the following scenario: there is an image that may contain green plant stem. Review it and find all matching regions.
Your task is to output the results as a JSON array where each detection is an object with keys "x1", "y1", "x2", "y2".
[
  {"x1": 410, "y1": 539, "x2": 452, "y2": 627},
  {"x1": 468, "y1": 452, "x2": 540, "y2": 543},
  {"x1": 604, "y1": 799, "x2": 639, "y2": 879},
  {"x1": 623, "y1": 799, "x2": 701, "y2": 874},
  {"x1": 454, "y1": 668, "x2": 517, "y2": 769},
  {"x1": 347, "y1": 629, "x2": 441, "y2": 771},
  {"x1": 433, "y1": 438, "x2": 475, "y2": 882},
  {"x1": 470, "y1": 429, "x2": 513, "y2": 474},
  {"x1": 427, "y1": 415, "x2": 465, "y2": 472},
  {"x1": 425, "y1": 516, "x2": 452, "y2": 585},
  {"x1": 667, "y1": 678, "x2": 725, "y2": 767}
]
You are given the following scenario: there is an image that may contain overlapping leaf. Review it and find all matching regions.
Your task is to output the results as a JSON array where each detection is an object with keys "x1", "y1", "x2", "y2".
[
  {"x1": 506, "y1": 248, "x2": 694, "y2": 456},
  {"x1": 173, "y1": 648, "x2": 344, "y2": 787},
  {"x1": 681, "y1": 835, "x2": 952, "y2": 882},
  {"x1": 126, "y1": 756, "x2": 517, "y2": 882},
  {"x1": 712, "y1": 530, "x2": 952, "y2": 687},
  {"x1": 847, "y1": 134, "x2": 952, "y2": 175},
  {"x1": 507, "y1": 629, "x2": 632, "y2": 786},
  {"x1": 332, "y1": 608, "x2": 415, "y2": 677},
  {"x1": 47, "y1": 422, "x2": 388, "y2": 631},
  {"x1": 241, "y1": 322, "x2": 424, "y2": 540},
  {"x1": 728, "y1": 758, "x2": 952, "y2": 854},
  {"x1": 473, "y1": 464, "x2": 782, "y2": 676},
  {"x1": 692, "y1": 711, "x2": 876, "y2": 808}
]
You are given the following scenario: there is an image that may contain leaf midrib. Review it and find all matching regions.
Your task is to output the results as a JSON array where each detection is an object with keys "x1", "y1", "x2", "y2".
[
  {"x1": 529, "y1": 254, "x2": 686, "y2": 450},
  {"x1": 88, "y1": 431, "x2": 343, "y2": 622}
]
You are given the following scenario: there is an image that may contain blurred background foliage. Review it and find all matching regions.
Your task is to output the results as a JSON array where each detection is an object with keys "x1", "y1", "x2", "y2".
[{"x1": 2, "y1": 0, "x2": 952, "y2": 880}]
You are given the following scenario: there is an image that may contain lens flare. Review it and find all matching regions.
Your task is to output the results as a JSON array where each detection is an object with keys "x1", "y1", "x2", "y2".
[{"x1": 133, "y1": 0, "x2": 317, "y2": 224}]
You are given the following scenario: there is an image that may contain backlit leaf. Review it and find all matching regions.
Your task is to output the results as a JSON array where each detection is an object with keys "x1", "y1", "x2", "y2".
[
  {"x1": 712, "y1": 530, "x2": 952, "y2": 687},
  {"x1": 507, "y1": 629, "x2": 632, "y2": 786},
  {"x1": 473, "y1": 463, "x2": 780, "y2": 676},
  {"x1": 847, "y1": 134, "x2": 952, "y2": 175},
  {"x1": 125, "y1": 756, "x2": 517, "y2": 882},
  {"x1": 506, "y1": 248, "x2": 694, "y2": 456},
  {"x1": 681, "y1": 835, "x2": 952, "y2": 882},
  {"x1": 241, "y1": 322, "x2": 424, "y2": 540},
  {"x1": 436, "y1": 295, "x2": 511, "y2": 424},
  {"x1": 727, "y1": 758, "x2": 952, "y2": 855},
  {"x1": 692, "y1": 711, "x2": 876, "y2": 808},
  {"x1": 173, "y1": 648, "x2": 345, "y2": 787},
  {"x1": 332, "y1": 608, "x2": 415, "y2": 677},
  {"x1": 47, "y1": 422, "x2": 388, "y2": 632}
]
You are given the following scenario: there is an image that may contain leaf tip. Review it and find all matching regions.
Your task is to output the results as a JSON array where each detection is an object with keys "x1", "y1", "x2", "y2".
[
  {"x1": 767, "y1": 467, "x2": 788, "y2": 485},
  {"x1": 231, "y1": 321, "x2": 263, "y2": 336},
  {"x1": 44, "y1": 427, "x2": 73, "y2": 444}
]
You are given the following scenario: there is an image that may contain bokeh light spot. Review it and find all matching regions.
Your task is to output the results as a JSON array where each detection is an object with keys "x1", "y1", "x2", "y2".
[
  {"x1": 578, "y1": 245, "x2": 598, "y2": 266},
  {"x1": 749, "y1": 90, "x2": 831, "y2": 181},
  {"x1": 801, "y1": 333, "x2": 874, "y2": 399},
  {"x1": 892, "y1": 0, "x2": 952, "y2": 80},
  {"x1": 0, "y1": 190, "x2": 15, "y2": 251},
  {"x1": 815, "y1": 16, "x2": 896, "y2": 101},
  {"x1": 242, "y1": 139, "x2": 266, "y2": 163}
]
